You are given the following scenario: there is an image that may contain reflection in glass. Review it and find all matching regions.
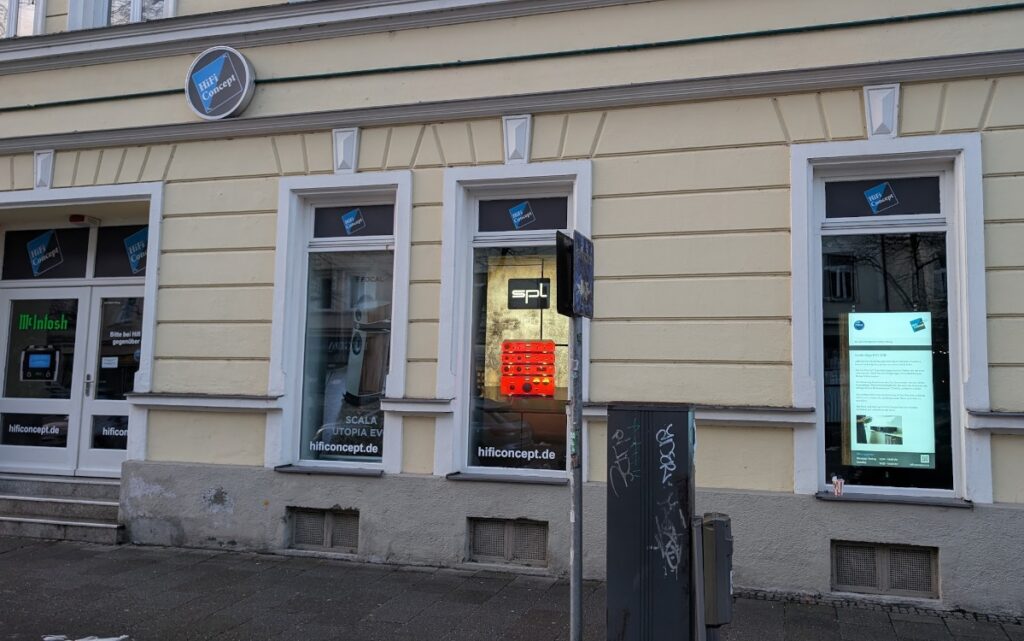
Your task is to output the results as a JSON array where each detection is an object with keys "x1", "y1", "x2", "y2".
[
  {"x1": 4, "y1": 299, "x2": 77, "y2": 400},
  {"x1": 95, "y1": 298, "x2": 144, "y2": 401},
  {"x1": 142, "y1": 0, "x2": 164, "y2": 21},
  {"x1": 469, "y1": 246, "x2": 569, "y2": 470},
  {"x1": 822, "y1": 233, "x2": 952, "y2": 490},
  {"x1": 0, "y1": 0, "x2": 8, "y2": 38},
  {"x1": 15, "y1": 0, "x2": 34, "y2": 36},
  {"x1": 108, "y1": 0, "x2": 131, "y2": 25},
  {"x1": 299, "y1": 252, "x2": 392, "y2": 462}
]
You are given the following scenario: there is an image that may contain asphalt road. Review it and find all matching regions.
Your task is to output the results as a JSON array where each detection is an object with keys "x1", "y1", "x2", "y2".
[{"x1": 0, "y1": 537, "x2": 1020, "y2": 641}]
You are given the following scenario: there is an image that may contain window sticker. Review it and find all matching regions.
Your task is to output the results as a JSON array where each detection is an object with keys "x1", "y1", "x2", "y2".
[
  {"x1": 26, "y1": 230, "x2": 63, "y2": 277},
  {"x1": 508, "y1": 201, "x2": 536, "y2": 230},
  {"x1": 341, "y1": 208, "x2": 367, "y2": 235},
  {"x1": 123, "y1": 227, "x2": 148, "y2": 275},
  {"x1": 863, "y1": 182, "x2": 899, "y2": 215}
]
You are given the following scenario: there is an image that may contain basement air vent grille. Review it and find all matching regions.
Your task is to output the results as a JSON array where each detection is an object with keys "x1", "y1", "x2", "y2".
[
  {"x1": 832, "y1": 541, "x2": 937, "y2": 598},
  {"x1": 289, "y1": 508, "x2": 359, "y2": 553},
  {"x1": 470, "y1": 518, "x2": 548, "y2": 567}
]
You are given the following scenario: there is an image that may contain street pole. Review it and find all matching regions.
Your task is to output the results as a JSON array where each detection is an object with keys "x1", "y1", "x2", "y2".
[{"x1": 569, "y1": 313, "x2": 584, "y2": 641}]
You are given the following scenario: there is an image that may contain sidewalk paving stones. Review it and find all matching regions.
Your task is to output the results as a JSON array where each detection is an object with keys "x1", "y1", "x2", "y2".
[{"x1": 1, "y1": 537, "x2": 1021, "y2": 641}]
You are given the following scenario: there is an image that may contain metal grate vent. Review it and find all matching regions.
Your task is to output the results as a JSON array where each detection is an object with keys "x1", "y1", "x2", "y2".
[
  {"x1": 889, "y1": 546, "x2": 935, "y2": 594},
  {"x1": 293, "y1": 510, "x2": 326, "y2": 547},
  {"x1": 832, "y1": 541, "x2": 937, "y2": 598},
  {"x1": 289, "y1": 508, "x2": 360, "y2": 553},
  {"x1": 511, "y1": 521, "x2": 548, "y2": 562},
  {"x1": 834, "y1": 543, "x2": 878, "y2": 589},
  {"x1": 330, "y1": 511, "x2": 360, "y2": 552},
  {"x1": 469, "y1": 518, "x2": 548, "y2": 567}
]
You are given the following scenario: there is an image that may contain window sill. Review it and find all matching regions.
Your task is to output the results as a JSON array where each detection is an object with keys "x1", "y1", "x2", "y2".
[
  {"x1": 814, "y1": 491, "x2": 971, "y2": 509},
  {"x1": 446, "y1": 471, "x2": 567, "y2": 486},
  {"x1": 274, "y1": 464, "x2": 383, "y2": 478}
]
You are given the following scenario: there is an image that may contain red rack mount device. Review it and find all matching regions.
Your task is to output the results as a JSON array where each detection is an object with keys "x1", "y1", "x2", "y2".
[{"x1": 500, "y1": 340, "x2": 556, "y2": 397}]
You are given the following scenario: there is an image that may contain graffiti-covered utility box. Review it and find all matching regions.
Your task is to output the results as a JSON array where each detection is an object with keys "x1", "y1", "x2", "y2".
[{"x1": 606, "y1": 404, "x2": 696, "y2": 641}]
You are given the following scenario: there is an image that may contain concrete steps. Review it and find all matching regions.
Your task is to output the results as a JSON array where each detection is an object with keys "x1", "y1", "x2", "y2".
[{"x1": 0, "y1": 474, "x2": 122, "y2": 544}]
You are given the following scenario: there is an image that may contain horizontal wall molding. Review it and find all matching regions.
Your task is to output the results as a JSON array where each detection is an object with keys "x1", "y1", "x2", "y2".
[
  {"x1": 126, "y1": 393, "x2": 283, "y2": 412},
  {"x1": 583, "y1": 403, "x2": 816, "y2": 427},
  {"x1": 967, "y1": 410, "x2": 1024, "y2": 433},
  {"x1": 5, "y1": 47, "x2": 1024, "y2": 156},
  {"x1": 0, "y1": 0, "x2": 648, "y2": 76}
]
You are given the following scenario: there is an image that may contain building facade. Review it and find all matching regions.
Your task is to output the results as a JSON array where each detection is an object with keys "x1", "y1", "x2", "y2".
[{"x1": 0, "y1": 0, "x2": 1022, "y2": 616}]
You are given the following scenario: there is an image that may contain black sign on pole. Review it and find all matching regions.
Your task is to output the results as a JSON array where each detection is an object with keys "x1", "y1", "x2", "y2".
[
  {"x1": 556, "y1": 231, "x2": 594, "y2": 319},
  {"x1": 607, "y1": 403, "x2": 696, "y2": 641},
  {"x1": 185, "y1": 46, "x2": 256, "y2": 121}
]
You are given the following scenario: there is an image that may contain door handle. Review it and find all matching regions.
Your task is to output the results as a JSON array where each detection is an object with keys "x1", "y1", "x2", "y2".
[{"x1": 85, "y1": 373, "x2": 93, "y2": 397}]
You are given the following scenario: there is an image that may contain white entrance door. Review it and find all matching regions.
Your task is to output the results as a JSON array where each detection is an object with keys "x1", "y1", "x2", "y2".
[
  {"x1": 0, "y1": 287, "x2": 143, "y2": 477},
  {"x1": 77, "y1": 287, "x2": 144, "y2": 477}
]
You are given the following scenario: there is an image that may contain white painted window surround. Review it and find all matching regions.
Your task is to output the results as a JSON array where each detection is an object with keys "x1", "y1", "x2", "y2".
[
  {"x1": 790, "y1": 133, "x2": 991, "y2": 502},
  {"x1": 267, "y1": 171, "x2": 413, "y2": 473},
  {"x1": 68, "y1": 0, "x2": 174, "y2": 30},
  {"x1": 433, "y1": 160, "x2": 592, "y2": 480}
]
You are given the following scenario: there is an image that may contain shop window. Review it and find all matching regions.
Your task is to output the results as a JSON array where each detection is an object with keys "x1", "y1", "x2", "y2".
[
  {"x1": 0, "y1": 0, "x2": 43, "y2": 37},
  {"x1": 2, "y1": 225, "x2": 148, "y2": 281},
  {"x1": 296, "y1": 205, "x2": 397, "y2": 465},
  {"x1": 792, "y1": 135, "x2": 989, "y2": 499}
]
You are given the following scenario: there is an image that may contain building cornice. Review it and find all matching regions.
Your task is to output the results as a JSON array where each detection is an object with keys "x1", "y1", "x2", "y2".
[
  {"x1": 3, "y1": 47, "x2": 1024, "y2": 156},
  {"x1": 0, "y1": 0, "x2": 649, "y2": 76}
]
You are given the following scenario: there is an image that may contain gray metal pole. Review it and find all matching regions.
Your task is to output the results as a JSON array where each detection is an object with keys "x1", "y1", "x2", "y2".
[{"x1": 570, "y1": 314, "x2": 584, "y2": 641}]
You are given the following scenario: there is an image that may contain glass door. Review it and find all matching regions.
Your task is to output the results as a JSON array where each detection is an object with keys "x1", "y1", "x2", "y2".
[
  {"x1": 77, "y1": 287, "x2": 145, "y2": 477},
  {"x1": 0, "y1": 288, "x2": 90, "y2": 475}
]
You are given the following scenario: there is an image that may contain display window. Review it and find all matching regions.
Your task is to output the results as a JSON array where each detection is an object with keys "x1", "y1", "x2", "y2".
[
  {"x1": 297, "y1": 206, "x2": 396, "y2": 464},
  {"x1": 819, "y1": 174, "x2": 954, "y2": 490},
  {"x1": 469, "y1": 246, "x2": 569, "y2": 470}
]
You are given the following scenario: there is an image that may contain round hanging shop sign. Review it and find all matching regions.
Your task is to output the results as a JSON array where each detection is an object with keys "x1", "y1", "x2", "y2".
[{"x1": 185, "y1": 46, "x2": 256, "y2": 121}]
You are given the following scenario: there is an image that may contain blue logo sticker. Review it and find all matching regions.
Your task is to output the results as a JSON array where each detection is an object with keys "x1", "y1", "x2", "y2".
[
  {"x1": 190, "y1": 53, "x2": 243, "y2": 115},
  {"x1": 123, "y1": 227, "x2": 148, "y2": 275},
  {"x1": 863, "y1": 182, "x2": 899, "y2": 214},
  {"x1": 26, "y1": 230, "x2": 63, "y2": 277},
  {"x1": 341, "y1": 208, "x2": 366, "y2": 235},
  {"x1": 853, "y1": 320, "x2": 865, "y2": 330},
  {"x1": 508, "y1": 201, "x2": 536, "y2": 230},
  {"x1": 910, "y1": 317, "x2": 926, "y2": 332}
]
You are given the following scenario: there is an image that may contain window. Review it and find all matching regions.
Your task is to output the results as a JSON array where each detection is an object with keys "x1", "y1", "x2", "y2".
[
  {"x1": 791, "y1": 134, "x2": 989, "y2": 499},
  {"x1": 0, "y1": 0, "x2": 44, "y2": 38},
  {"x1": 436, "y1": 161, "x2": 592, "y2": 478},
  {"x1": 298, "y1": 206, "x2": 395, "y2": 464},
  {"x1": 68, "y1": 0, "x2": 170, "y2": 30},
  {"x1": 270, "y1": 171, "x2": 412, "y2": 472}
]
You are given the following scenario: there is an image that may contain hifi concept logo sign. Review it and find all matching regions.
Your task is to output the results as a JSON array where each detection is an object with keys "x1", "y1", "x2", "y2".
[
  {"x1": 864, "y1": 182, "x2": 899, "y2": 214},
  {"x1": 185, "y1": 47, "x2": 255, "y2": 121},
  {"x1": 508, "y1": 201, "x2": 536, "y2": 229},
  {"x1": 341, "y1": 208, "x2": 367, "y2": 235},
  {"x1": 26, "y1": 230, "x2": 63, "y2": 277},
  {"x1": 123, "y1": 227, "x2": 148, "y2": 274}
]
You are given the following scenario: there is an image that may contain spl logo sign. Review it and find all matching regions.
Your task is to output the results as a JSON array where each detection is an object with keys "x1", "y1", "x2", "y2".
[
  {"x1": 508, "y1": 278, "x2": 550, "y2": 309},
  {"x1": 185, "y1": 47, "x2": 255, "y2": 120}
]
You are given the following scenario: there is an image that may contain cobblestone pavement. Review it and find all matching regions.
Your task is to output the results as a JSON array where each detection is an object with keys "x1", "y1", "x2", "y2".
[{"x1": 1, "y1": 537, "x2": 1021, "y2": 641}]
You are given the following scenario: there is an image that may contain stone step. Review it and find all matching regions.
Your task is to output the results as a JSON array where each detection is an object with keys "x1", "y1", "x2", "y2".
[
  {"x1": 0, "y1": 495, "x2": 119, "y2": 522},
  {"x1": 0, "y1": 475, "x2": 120, "y2": 501},
  {"x1": 0, "y1": 514, "x2": 122, "y2": 545}
]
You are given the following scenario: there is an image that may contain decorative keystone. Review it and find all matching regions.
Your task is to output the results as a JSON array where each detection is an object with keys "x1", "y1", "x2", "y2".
[
  {"x1": 33, "y1": 150, "x2": 54, "y2": 189},
  {"x1": 863, "y1": 84, "x2": 900, "y2": 139},
  {"x1": 333, "y1": 127, "x2": 360, "y2": 174},
  {"x1": 502, "y1": 115, "x2": 532, "y2": 164}
]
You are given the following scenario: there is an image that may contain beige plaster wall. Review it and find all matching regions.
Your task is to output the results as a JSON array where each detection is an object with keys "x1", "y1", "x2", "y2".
[
  {"x1": 146, "y1": 410, "x2": 265, "y2": 465},
  {"x1": 991, "y1": 434, "x2": 1024, "y2": 503}
]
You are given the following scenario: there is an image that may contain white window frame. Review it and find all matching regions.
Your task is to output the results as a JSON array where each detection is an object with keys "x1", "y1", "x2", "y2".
[
  {"x1": 267, "y1": 172, "x2": 412, "y2": 473},
  {"x1": 3, "y1": 0, "x2": 46, "y2": 37},
  {"x1": 68, "y1": 0, "x2": 173, "y2": 30},
  {"x1": 790, "y1": 133, "x2": 991, "y2": 501},
  {"x1": 434, "y1": 160, "x2": 592, "y2": 480}
]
